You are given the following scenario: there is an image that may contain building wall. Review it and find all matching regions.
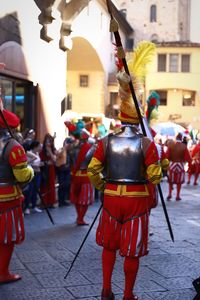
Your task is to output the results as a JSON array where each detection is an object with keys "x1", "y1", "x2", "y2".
[
  {"x1": 0, "y1": 0, "x2": 67, "y2": 147},
  {"x1": 65, "y1": 0, "x2": 127, "y2": 117},
  {"x1": 67, "y1": 70, "x2": 105, "y2": 115},
  {"x1": 117, "y1": 0, "x2": 182, "y2": 44},
  {"x1": 0, "y1": 0, "x2": 131, "y2": 145},
  {"x1": 116, "y1": 0, "x2": 200, "y2": 43},
  {"x1": 71, "y1": 0, "x2": 117, "y2": 75},
  {"x1": 190, "y1": 0, "x2": 200, "y2": 42},
  {"x1": 115, "y1": 0, "x2": 200, "y2": 130},
  {"x1": 146, "y1": 46, "x2": 200, "y2": 129},
  {"x1": 178, "y1": 0, "x2": 190, "y2": 41}
]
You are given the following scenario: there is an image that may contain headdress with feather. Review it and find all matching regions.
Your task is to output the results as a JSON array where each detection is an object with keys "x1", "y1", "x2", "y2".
[
  {"x1": 115, "y1": 41, "x2": 157, "y2": 124},
  {"x1": 127, "y1": 41, "x2": 156, "y2": 94},
  {"x1": 146, "y1": 91, "x2": 160, "y2": 125}
]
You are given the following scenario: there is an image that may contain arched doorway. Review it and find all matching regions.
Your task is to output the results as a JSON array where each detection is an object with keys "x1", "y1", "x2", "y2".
[{"x1": 66, "y1": 37, "x2": 105, "y2": 117}]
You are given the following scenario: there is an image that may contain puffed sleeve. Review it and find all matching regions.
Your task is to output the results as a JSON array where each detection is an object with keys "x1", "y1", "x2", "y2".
[
  {"x1": 87, "y1": 139, "x2": 106, "y2": 192},
  {"x1": 8, "y1": 144, "x2": 34, "y2": 183},
  {"x1": 142, "y1": 137, "x2": 162, "y2": 185}
]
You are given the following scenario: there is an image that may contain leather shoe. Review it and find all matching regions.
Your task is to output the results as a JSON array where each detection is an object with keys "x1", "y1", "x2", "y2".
[
  {"x1": 77, "y1": 220, "x2": 89, "y2": 226},
  {"x1": 0, "y1": 273, "x2": 21, "y2": 284},
  {"x1": 193, "y1": 294, "x2": 200, "y2": 300},
  {"x1": 176, "y1": 197, "x2": 181, "y2": 201},
  {"x1": 101, "y1": 289, "x2": 115, "y2": 300},
  {"x1": 123, "y1": 295, "x2": 138, "y2": 300}
]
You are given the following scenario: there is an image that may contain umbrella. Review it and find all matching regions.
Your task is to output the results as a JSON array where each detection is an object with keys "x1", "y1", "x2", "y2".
[{"x1": 152, "y1": 121, "x2": 186, "y2": 137}]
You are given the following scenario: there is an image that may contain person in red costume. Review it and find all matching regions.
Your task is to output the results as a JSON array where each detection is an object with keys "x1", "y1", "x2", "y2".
[
  {"x1": 68, "y1": 124, "x2": 95, "y2": 225},
  {"x1": 0, "y1": 62, "x2": 34, "y2": 284},
  {"x1": 166, "y1": 133, "x2": 191, "y2": 201},
  {"x1": 87, "y1": 71, "x2": 162, "y2": 300},
  {"x1": 187, "y1": 138, "x2": 200, "y2": 185}
]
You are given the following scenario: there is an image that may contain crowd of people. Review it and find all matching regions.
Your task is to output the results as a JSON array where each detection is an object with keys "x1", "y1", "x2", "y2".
[
  {"x1": 21, "y1": 122, "x2": 200, "y2": 220},
  {"x1": 18, "y1": 125, "x2": 98, "y2": 221}
]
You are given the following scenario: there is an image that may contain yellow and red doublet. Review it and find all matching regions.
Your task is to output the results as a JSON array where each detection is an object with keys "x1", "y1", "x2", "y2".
[
  {"x1": 88, "y1": 137, "x2": 162, "y2": 257},
  {"x1": 0, "y1": 139, "x2": 33, "y2": 245},
  {"x1": 0, "y1": 106, "x2": 34, "y2": 283}
]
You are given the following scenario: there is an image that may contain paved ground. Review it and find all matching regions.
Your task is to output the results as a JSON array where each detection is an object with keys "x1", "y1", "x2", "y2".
[{"x1": 1, "y1": 179, "x2": 200, "y2": 300}]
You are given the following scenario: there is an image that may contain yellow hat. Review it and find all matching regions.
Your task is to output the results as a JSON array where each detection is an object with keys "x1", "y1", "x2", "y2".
[
  {"x1": 116, "y1": 71, "x2": 143, "y2": 124},
  {"x1": 118, "y1": 97, "x2": 143, "y2": 124}
]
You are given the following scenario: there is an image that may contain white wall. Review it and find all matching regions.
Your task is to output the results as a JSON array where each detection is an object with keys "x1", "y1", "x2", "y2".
[
  {"x1": 190, "y1": 0, "x2": 200, "y2": 42},
  {"x1": 71, "y1": 0, "x2": 118, "y2": 76}
]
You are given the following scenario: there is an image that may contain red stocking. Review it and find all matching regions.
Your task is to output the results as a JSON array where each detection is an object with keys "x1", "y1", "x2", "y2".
[
  {"x1": 123, "y1": 257, "x2": 139, "y2": 298},
  {"x1": 176, "y1": 183, "x2": 182, "y2": 199},
  {"x1": 76, "y1": 205, "x2": 89, "y2": 225},
  {"x1": 79, "y1": 205, "x2": 88, "y2": 223},
  {"x1": 194, "y1": 173, "x2": 199, "y2": 185},
  {"x1": 75, "y1": 204, "x2": 81, "y2": 222},
  {"x1": 187, "y1": 173, "x2": 192, "y2": 184},
  {"x1": 102, "y1": 248, "x2": 116, "y2": 292},
  {"x1": 0, "y1": 242, "x2": 21, "y2": 283},
  {"x1": 169, "y1": 183, "x2": 173, "y2": 197}
]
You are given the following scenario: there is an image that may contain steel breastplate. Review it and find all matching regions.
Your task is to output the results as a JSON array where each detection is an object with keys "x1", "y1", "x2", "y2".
[
  {"x1": 80, "y1": 144, "x2": 96, "y2": 170},
  {"x1": 105, "y1": 126, "x2": 146, "y2": 184},
  {"x1": 0, "y1": 136, "x2": 16, "y2": 186}
]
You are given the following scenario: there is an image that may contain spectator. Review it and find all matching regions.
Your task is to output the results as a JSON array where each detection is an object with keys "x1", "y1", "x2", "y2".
[
  {"x1": 55, "y1": 138, "x2": 72, "y2": 207},
  {"x1": 24, "y1": 141, "x2": 43, "y2": 214},
  {"x1": 22, "y1": 128, "x2": 36, "y2": 151},
  {"x1": 40, "y1": 133, "x2": 57, "y2": 208}
]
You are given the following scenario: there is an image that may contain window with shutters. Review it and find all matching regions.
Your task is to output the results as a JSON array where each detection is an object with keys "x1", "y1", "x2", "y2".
[
  {"x1": 169, "y1": 54, "x2": 179, "y2": 72},
  {"x1": 181, "y1": 54, "x2": 190, "y2": 72},
  {"x1": 158, "y1": 54, "x2": 166, "y2": 72},
  {"x1": 150, "y1": 5, "x2": 157, "y2": 22}
]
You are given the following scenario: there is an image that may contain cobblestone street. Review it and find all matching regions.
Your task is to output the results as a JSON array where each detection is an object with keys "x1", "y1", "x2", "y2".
[{"x1": 1, "y1": 180, "x2": 200, "y2": 300}]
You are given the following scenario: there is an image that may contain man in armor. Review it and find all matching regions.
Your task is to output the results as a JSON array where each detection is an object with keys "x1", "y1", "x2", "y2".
[
  {"x1": 166, "y1": 132, "x2": 191, "y2": 201},
  {"x1": 0, "y1": 77, "x2": 34, "y2": 283},
  {"x1": 87, "y1": 71, "x2": 162, "y2": 300}
]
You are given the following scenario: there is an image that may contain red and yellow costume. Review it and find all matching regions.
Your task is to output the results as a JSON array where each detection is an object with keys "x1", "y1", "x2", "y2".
[
  {"x1": 69, "y1": 129, "x2": 95, "y2": 225},
  {"x1": 187, "y1": 142, "x2": 200, "y2": 185},
  {"x1": 88, "y1": 136, "x2": 161, "y2": 255},
  {"x1": 87, "y1": 70, "x2": 162, "y2": 300},
  {"x1": 166, "y1": 134, "x2": 191, "y2": 200},
  {"x1": 0, "y1": 109, "x2": 33, "y2": 284}
]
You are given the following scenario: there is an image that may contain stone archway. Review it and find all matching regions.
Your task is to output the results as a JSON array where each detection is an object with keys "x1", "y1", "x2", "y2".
[{"x1": 67, "y1": 36, "x2": 105, "y2": 116}]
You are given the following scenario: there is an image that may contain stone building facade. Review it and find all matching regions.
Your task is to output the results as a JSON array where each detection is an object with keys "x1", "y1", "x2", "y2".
[{"x1": 115, "y1": 0, "x2": 200, "y2": 129}]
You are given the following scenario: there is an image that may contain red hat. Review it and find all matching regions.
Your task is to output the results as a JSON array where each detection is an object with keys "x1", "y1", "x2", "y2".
[
  {"x1": 64, "y1": 121, "x2": 77, "y2": 133},
  {"x1": 0, "y1": 109, "x2": 20, "y2": 128}
]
